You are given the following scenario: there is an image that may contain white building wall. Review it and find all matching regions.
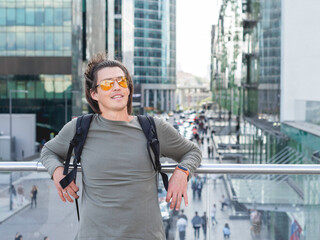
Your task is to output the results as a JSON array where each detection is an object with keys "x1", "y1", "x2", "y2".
[
  {"x1": 0, "y1": 114, "x2": 36, "y2": 160},
  {"x1": 281, "y1": 0, "x2": 320, "y2": 122}
]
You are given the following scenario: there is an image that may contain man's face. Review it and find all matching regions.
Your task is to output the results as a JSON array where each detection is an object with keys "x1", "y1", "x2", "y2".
[{"x1": 91, "y1": 67, "x2": 130, "y2": 115}]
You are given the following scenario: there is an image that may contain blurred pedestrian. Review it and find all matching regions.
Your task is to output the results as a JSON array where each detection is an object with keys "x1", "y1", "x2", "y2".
[
  {"x1": 201, "y1": 212, "x2": 208, "y2": 238},
  {"x1": 250, "y1": 209, "x2": 261, "y2": 236},
  {"x1": 191, "y1": 211, "x2": 202, "y2": 240},
  {"x1": 44, "y1": 236, "x2": 49, "y2": 240},
  {"x1": 223, "y1": 223, "x2": 231, "y2": 239},
  {"x1": 178, "y1": 209, "x2": 188, "y2": 221},
  {"x1": 220, "y1": 194, "x2": 229, "y2": 211},
  {"x1": 197, "y1": 177, "x2": 203, "y2": 200},
  {"x1": 191, "y1": 177, "x2": 198, "y2": 200},
  {"x1": 176, "y1": 217, "x2": 187, "y2": 240},
  {"x1": 207, "y1": 145, "x2": 211, "y2": 158},
  {"x1": 30, "y1": 185, "x2": 38, "y2": 208},
  {"x1": 211, "y1": 204, "x2": 218, "y2": 226},
  {"x1": 14, "y1": 232, "x2": 23, "y2": 240},
  {"x1": 9, "y1": 184, "x2": 17, "y2": 208},
  {"x1": 17, "y1": 185, "x2": 24, "y2": 207}
]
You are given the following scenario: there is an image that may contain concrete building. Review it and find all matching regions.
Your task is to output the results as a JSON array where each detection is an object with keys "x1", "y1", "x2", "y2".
[{"x1": 176, "y1": 71, "x2": 210, "y2": 109}]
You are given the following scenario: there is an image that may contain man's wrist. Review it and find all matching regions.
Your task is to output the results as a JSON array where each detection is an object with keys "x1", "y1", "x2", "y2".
[{"x1": 175, "y1": 165, "x2": 189, "y2": 181}]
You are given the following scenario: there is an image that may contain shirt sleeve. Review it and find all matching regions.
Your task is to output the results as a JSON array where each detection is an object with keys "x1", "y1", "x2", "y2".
[
  {"x1": 154, "y1": 117, "x2": 202, "y2": 177},
  {"x1": 40, "y1": 118, "x2": 77, "y2": 177}
]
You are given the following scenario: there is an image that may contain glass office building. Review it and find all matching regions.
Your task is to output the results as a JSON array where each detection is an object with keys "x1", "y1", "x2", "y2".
[
  {"x1": 0, "y1": 0, "x2": 83, "y2": 141},
  {"x1": 211, "y1": 0, "x2": 320, "y2": 238},
  {"x1": 134, "y1": 0, "x2": 176, "y2": 113}
]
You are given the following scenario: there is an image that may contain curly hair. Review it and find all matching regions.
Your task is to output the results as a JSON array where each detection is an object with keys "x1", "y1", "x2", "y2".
[{"x1": 84, "y1": 53, "x2": 134, "y2": 114}]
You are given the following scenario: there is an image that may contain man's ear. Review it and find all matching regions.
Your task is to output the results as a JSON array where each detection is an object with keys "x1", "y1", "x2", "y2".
[{"x1": 90, "y1": 90, "x2": 98, "y2": 101}]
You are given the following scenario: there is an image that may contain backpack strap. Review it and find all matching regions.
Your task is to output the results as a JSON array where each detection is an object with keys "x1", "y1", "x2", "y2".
[
  {"x1": 59, "y1": 113, "x2": 93, "y2": 221},
  {"x1": 137, "y1": 115, "x2": 168, "y2": 191}
]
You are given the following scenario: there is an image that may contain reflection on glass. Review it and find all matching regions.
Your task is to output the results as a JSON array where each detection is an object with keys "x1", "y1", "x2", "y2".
[
  {"x1": 35, "y1": 8, "x2": 44, "y2": 26},
  {"x1": 16, "y1": 32, "x2": 25, "y2": 50},
  {"x1": 0, "y1": 8, "x2": 6, "y2": 25},
  {"x1": 26, "y1": 8, "x2": 35, "y2": 26},
  {"x1": 7, "y1": 8, "x2": 16, "y2": 25},
  {"x1": 7, "y1": 32, "x2": 16, "y2": 50},
  {"x1": 16, "y1": 8, "x2": 25, "y2": 25},
  {"x1": 45, "y1": 32, "x2": 54, "y2": 51},
  {"x1": 44, "y1": 8, "x2": 53, "y2": 26},
  {"x1": 35, "y1": 32, "x2": 44, "y2": 51},
  {"x1": 26, "y1": 32, "x2": 34, "y2": 50}
]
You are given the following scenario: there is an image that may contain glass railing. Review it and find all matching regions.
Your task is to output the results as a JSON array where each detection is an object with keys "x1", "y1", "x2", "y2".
[{"x1": 0, "y1": 163, "x2": 319, "y2": 240}]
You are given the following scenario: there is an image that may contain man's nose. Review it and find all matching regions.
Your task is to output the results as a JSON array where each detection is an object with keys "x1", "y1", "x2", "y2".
[{"x1": 112, "y1": 80, "x2": 121, "y2": 90}]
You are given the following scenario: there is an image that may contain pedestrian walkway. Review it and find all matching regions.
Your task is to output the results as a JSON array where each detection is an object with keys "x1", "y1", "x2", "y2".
[
  {"x1": 0, "y1": 158, "x2": 49, "y2": 224},
  {"x1": 173, "y1": 158, "x2": 253, "y2": 240},
  {"x1": 172, "y1": 116, "x2": 269, "y2": 240}
]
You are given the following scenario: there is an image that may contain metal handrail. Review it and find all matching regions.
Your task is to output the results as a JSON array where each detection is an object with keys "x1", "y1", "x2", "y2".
[{"x1": 1, "y1": 162, "x2": 320, "y2": 175}]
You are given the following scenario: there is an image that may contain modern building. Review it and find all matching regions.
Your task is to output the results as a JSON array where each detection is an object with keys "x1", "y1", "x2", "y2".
[
  {"x1": 0, "y1": 0, "x2": 136, "y2": 141},
  {"x1": 0, "y1": 0, "x2": 85, "y2": 141},
  {"x1": 211, "y1": 0, "x2": 320, "y2": 239},
  {"x1": 133, "y1": 0, "x2": 177, "y2": 113}
]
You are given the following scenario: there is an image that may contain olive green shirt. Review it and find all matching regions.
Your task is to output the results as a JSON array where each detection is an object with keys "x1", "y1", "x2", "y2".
[{"x1": 41, "y1": 114, "x2": 201, "y2": 240}]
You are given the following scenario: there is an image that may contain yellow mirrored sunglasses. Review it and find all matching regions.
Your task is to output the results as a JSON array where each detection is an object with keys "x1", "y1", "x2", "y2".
[{"x1": 95, "y1": 76, "x2": 128, "y2": 91}]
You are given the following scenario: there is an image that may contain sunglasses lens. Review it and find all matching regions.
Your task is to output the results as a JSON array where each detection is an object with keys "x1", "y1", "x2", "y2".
[
  {"x1": 118, "y1": 77, "x2": 128, "y2": 88},
  {"x1": 98, "y1": 77, "x2": 128, "y2": 91},
  {"x1": 100, "y1": 80, "x2": 113, "y2": 91}
]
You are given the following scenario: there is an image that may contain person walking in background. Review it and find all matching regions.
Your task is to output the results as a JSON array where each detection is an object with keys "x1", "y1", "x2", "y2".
[
  {"x1": 9, "y1": 184, "x2": 17, "y2": 208},
  {"x1": 220, "y1": 194, "x2": 229, "y2": 211},
  {"x1": 223, "y1": 223, "x2": 231, "y2": 238},
  {"x1": 191, "y1": 211, "x2": 202, "y2": 240},
  {"x1": 178, "y1": 209, "x2": 188, "y2": 221},
  {"x1": 16, "y1": 185, "x2": 24, "y2": 207},
  {"x1": 30, "y1": 185, "x2": 38, "y2": 208},
  {"x1": 191, "y1": 177, "x2": 198, "y2": 200},
  {"x1": 197, "y1": 176, "x2": 203, "y2": 200},
  {"x1": 176, "y1": 217, "x2": 187, "y2": 240},
  {"x1": 211, "y1": 204, "x2": 218, "y2": 226},
  {"x1": 207, "y1": 144, "x2": 211, "y2": 158},
  {"x1": 14, "y1": 232, "x2": 23, "y2": 240},
  {"x1": 201, "y1": 212, "x2": 208, "y2": 238}
]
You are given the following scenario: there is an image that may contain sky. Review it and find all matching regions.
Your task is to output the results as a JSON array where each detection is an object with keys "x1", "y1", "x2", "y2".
[{"x1": 176, "y1": 0, "x2": 221, "y2": 80}]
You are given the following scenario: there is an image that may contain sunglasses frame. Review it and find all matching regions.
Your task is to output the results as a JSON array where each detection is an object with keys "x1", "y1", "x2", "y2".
[{"x1": 94, "y1": 76, "x2": 128, "y2": 91}]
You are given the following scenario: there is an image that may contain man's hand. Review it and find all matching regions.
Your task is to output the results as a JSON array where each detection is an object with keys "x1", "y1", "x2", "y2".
[
  {"x1": 52, "y1": 166, "x2": 79, "y2": 203},
  {"x1": 166, "y1": 169, "x2": 188, "y2": 211}
]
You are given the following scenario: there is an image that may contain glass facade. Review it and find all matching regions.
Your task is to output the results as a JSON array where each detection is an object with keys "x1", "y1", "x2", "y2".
[
  {"x1": 0, "y1": 0, "x2": 72, "y2": 56},
  {"x1": 257, "y1": 0, "x2": 281, "y2": 116},
  {"x1": 0, "y1": 74, "x2": 72, "y2": 139},
  {"x1": 241, "y1": 0, "x2": 281, "y2": 119},
  {"x1": 0, "y1": 0, "x2": 82, "y2": 141},
  {"x1": 134, "y1": 0, "x2": 176, "y2": 112}
]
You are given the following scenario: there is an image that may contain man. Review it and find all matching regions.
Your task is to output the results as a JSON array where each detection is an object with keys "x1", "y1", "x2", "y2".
[
  {"x1": 220, "y1": 194, "x2": 229, "y2": 211},
  {"x1": 201, "y1": 212, "x2": 208, "y2": 238},
  {"x1": 41, "y1": 53, "x2": 201, "y2": 239},
  {"x1": 191, "y1": 211, "x2": 202, "y2": 240},
  {"x1": 176, "y1": 217, "x2": 187, "y2": 240},
  {"x1": 211, "y1": 204, "x2": 218, "y2": 225},
  {"x1": 178, "y1": 209, "x2": 188, "y2": 221}
]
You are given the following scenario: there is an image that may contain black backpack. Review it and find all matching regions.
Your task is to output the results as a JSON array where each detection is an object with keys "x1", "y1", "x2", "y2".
[{"x1": 59, "y1": 114, "x2": 168, "y2": 221}]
